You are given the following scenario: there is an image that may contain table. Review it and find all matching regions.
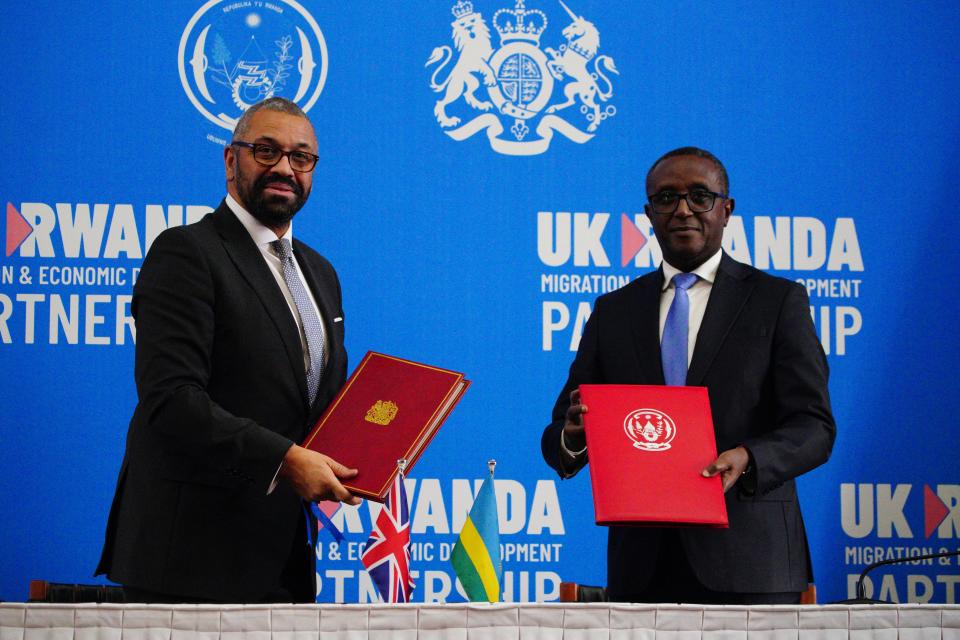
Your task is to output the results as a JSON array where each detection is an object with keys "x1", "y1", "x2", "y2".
[{"x1": 1, "y1": 603, "x2": 958, "y2": 640}]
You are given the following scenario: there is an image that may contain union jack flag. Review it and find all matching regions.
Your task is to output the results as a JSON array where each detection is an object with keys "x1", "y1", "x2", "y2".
[{"x1": 360, "y1": 475, "x2": 414, "y2": 602}]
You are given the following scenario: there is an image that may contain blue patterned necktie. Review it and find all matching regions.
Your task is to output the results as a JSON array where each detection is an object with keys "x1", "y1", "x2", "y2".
[
  {"x1": 272, "y1": 238, "x2": 325, "y2": 402},
  {"x1": 661, "y1": 272, "x2": 699, "y2": 386}
]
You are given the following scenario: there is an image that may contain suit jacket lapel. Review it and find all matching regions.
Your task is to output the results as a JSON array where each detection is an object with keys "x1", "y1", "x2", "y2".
[
  {"x1": 212, "y1": 203, "x2": 310, "y2": 406},
  {"x1": 686, "y1": 253, "x2": 754, "y2": 386},
  {"x1": 629, "y1": 269, "x2": 667, "y2": 384}
]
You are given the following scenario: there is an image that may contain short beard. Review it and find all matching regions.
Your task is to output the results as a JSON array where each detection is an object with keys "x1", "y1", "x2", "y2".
[{"x1": 236, "y1": 164, "x2": 308, "y2": 229}]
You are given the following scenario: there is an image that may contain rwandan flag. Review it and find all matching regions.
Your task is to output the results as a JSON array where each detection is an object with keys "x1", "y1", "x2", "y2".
[{"x1": 451, "y1": 469, "x2": 501, "y2": 602}]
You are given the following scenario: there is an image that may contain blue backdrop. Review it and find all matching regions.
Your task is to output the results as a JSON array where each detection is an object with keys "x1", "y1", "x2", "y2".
[{"x1": 1, "y1": 0, "x2": 959, "y2": 603}]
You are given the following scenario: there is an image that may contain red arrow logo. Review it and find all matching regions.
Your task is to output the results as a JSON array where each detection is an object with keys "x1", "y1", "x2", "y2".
[
  {"x1": 924, "y1": 484, "x2": 949, "y2": 538},
  {"x1": 6, "y1": 202, "x2": 32, "y2": 257},
  {"x1": 621, "y1": 213, "x2": 647, "y2": 267}
]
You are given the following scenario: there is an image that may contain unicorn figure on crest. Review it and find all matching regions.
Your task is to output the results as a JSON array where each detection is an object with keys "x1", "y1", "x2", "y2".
[{"x1": 544, "y1": 0, "x2": 618, "y2": 132}]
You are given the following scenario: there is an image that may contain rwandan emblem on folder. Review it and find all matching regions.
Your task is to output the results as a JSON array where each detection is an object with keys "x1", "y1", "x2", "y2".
[
  {"x1": 624, "y1": 409, "x2": 676, "y2": 452},
  {"x1": 365, "y1": 400, "x2": 399, "y2": 426}
]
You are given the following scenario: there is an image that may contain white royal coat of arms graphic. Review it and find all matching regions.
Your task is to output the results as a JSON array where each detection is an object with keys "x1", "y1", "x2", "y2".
[{"x1": 427, "y1": 0, "x2": 619, "y2": 155}]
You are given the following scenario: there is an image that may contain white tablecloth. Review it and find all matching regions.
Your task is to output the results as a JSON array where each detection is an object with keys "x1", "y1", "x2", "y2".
[{"x1": 1, "y1": 604, "x2": 958, "y2": 640}]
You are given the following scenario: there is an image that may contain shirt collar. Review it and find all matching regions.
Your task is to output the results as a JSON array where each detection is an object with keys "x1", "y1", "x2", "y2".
[
  {"x1": 225, "y1": 193, "x2": 293, "y2": 248},
  {"x1": 661, "y1": 249, "x2": 723, "y2": 290}
]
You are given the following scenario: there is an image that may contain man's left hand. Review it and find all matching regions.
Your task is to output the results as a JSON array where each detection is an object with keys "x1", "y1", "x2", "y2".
[{"x1": 702, "y1": 446, "x2": 750, "y2": 493}]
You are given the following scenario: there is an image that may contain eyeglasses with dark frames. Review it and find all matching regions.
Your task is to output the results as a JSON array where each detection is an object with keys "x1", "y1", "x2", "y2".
[
  {"x1": 231, "y1": 141, "x2": 319, "y2": 173},
  {"x1": 647, "y1": 189, "x2": 727, "y2": 215}
]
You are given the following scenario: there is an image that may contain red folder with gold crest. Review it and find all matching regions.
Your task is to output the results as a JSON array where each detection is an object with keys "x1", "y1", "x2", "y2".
[
  {"x1": 302, "y1": 351, "x2": 469, "y2": 501},
  {"x1": 578, "y1": 384, "x2": 728, "y2": 527}
]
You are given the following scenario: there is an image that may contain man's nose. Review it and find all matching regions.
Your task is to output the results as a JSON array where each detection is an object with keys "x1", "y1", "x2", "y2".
[
  {"x1": 674, "y1": 197, "x2": 693, "y2": 218},
  {"x1": 270, "y1": 154, "x2": 296, "y2": 177}
]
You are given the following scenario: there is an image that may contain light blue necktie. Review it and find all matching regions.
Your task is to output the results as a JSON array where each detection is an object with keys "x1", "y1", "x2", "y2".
[
  {"x1": 272, "y1": 238, "x2": 325, "y2": 402},
  {"x1": 661, "y1": 272, "x2": 698, "y2": 386}
]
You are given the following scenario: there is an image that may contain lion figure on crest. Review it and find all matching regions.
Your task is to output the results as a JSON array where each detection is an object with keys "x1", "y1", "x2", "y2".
[{"x1": 426, "y1": 9, "x2": 497, "y2": 128}]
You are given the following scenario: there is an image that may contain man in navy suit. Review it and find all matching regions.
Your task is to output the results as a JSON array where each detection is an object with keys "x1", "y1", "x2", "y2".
[
  {"x1": 97, "y1": 98, "x2": 360, "y2": 603},
  {"x1": 543, "y1": 147, "x2": 835, "y2": 604}
]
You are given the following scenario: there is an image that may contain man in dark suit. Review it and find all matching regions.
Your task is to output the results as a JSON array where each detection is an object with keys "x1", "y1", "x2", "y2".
[
  {"x1": 96, "y1": 98, "x2": 360, "y2": 603},
  {"x1": 542, "y1": 147, "x2": 835, "y2": 604}
]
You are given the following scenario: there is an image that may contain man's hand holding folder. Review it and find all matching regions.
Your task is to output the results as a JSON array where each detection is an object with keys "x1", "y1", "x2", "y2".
[
  {"x1": 280, "y1": 445, "x2": 362, "y2": 505},
  {"x1": 701, "y1": 445, "x2": 751, "y2": 493},
  {"x1": 559, "y1": 388, "x2": 588, "y2": 472}
]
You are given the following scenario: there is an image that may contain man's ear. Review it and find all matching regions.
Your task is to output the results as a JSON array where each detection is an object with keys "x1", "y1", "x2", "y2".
[
  {"x1": 722, "y1": 197, "x2": 735, "y2": 226},
  {"x1": 224, "y1": 145, "x2": 236, "y2": 182}
]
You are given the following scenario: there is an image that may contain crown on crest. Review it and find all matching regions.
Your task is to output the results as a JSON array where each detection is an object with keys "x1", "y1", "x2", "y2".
[
  {"x1": 493, "y1": 0, "x2": 548, "y2": 44},
  {"x1": 451, "y1": 0, "x2": 475, "y2": 19}
]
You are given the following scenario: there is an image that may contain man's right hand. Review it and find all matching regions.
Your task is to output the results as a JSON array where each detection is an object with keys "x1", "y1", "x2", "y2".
[
  {"x1": 279, "y1": 445, "x2": 362, "y2": 505},
  {"x1": 563, "y1": 388, "x2": 588, "y2": 452}
]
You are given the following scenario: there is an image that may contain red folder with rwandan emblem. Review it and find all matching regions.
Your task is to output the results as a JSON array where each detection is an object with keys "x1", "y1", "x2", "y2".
[{"x1": 579, "y1": 384, "x2": 728, "y2": 527}]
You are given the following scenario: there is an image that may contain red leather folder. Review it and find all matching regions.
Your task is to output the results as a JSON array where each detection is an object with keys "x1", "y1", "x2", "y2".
[
  {"x1": 302, "y1": 351, "x2": 469, "y2": 501},
  {"x1": 578, "y1": 384, "x2": 728, "y2": 527}
]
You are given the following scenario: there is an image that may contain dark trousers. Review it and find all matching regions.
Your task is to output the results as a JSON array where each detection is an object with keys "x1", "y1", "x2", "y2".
[
  {"x1": 123, "y1": 509, "x2": 315, "y2": 604},
  {"x1": 609, "y1": 531, "x2": 801, "y2": 605}
]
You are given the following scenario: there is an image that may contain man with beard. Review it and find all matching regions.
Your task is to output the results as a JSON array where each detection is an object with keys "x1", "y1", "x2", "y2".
[{"x1": 96, "y1": 98, "x2": 359, "y2": 603}]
